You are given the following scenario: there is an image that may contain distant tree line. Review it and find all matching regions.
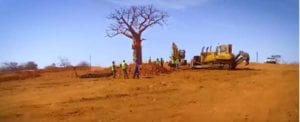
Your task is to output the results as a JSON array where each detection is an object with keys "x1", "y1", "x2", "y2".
[
  {"x1": 44, "y1": 59, "x2": 90, "y2": 71},
  {"x1": 55, "y1": 57, "x2": 89, "y2": 68},
  {"x1": 1, "y1": 57, "x2": 90, "y2": 72},
  {"x1": 0, "y1": 61, "x2": 38, "y2": 72},
  {"x1": 44, "y1": 61, "x2": 89, "y2": 70}
]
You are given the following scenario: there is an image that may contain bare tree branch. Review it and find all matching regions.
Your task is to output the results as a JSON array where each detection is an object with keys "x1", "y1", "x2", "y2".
[{"x1": 106, "y1": 5, "x2": 168, "y2": 39}]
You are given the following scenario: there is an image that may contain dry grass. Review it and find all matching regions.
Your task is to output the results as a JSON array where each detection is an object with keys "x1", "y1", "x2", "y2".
[{"x1": 0, "y1": 71, "x2": 40, "y2": 82}]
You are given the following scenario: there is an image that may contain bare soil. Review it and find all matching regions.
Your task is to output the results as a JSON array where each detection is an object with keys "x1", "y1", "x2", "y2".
[{"x1": 0, "y1": 64, "x2": 298, "y2": 122}]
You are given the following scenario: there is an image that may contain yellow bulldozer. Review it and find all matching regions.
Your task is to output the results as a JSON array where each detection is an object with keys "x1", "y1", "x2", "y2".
[{"x1": 190, "y1": 44, "x2": 250, "y2": 70}]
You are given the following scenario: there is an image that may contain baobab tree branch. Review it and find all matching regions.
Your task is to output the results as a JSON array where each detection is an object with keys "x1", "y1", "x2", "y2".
[
  {"x1": 139, "y1": 12, "x2": 168, "y2": 33},
  {"x1": 106, "y1": 24, "x2": 133, "y2": 38},
  {"x1": 106, "y1": 5, "x2": 168, "y2": 64},
  {"x1": 106, "y1": 5, "x2": 168, "y2": 38}
]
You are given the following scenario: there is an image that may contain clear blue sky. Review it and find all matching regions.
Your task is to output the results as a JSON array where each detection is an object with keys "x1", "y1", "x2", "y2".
[{"x1": 0, "y1": 0, "x2": 298, "y2": 68}]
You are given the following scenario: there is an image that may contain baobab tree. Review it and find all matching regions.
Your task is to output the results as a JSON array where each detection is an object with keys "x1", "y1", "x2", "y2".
[{"x1": 106, "y1": 5, "x2": 168, "y2": 64}]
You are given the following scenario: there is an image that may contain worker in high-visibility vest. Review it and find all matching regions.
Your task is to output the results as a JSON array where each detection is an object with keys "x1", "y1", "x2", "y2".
[
  {"x1": 175, "y1": 58, "x2": 180, "y2": 69},
  {"x1": 156, "y1": 58, "x2": 160, "y2": 65},
  {"x1": 156, "y1": 58, "x2": 160, "y2": 71},
  {"x1": 120, "y1": 60, "x2": 129, "y2": 79},
  {"x1": 111, "y1": 61, "x2": 116, "y2": 78},
  {"x1": 171, "y1": 59, "x2": 175, "y2": 68},
  {"x1": 160, "y1": 58, "x2": 164, "y2": 67}
]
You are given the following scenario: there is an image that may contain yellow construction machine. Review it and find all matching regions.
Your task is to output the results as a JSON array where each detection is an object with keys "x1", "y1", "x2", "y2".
[
  {"x1": 168, "y1": 42, "x2": 187, "y2": 67},
  {"x1": 190, "y1": 44, "x2": 250, "y2": 70}
]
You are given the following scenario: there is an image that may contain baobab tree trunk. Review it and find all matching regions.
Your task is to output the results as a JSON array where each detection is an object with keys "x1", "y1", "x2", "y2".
[
  {"x1": 132, "y1": 38, "x2": 142, "y2": 65},
  {"x1": 107, "y1": 5, "x2": 168, "y2": 65}
]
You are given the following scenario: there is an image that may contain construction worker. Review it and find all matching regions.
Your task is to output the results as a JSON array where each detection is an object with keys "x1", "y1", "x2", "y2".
[
  {"x1": 175, "y1": 58, "x2": 180, "y2": 69},
  {"x1": 171, "y1": 59, "x2": 175, "y2": 69},
  {"x1": 133, "y1": 60, "x2": 139, "y2": 79},
  {"x1": 120, "y1": 60, "x2": 129, "y2": 79},
  {"x1": 156, "y1": 58, "x2": 160, "y2": 65},
  {"x1": 156, "y1": 58, "x2": 160, "y2": 71},
  {"x1": 148, "y1": 57, "x2": 152, "y2": 64},
  {"x1": 160, "y1": 58, "x2": 164, "y2": 67},
  {"x1": 111, "y1": 61, "x2": 116, "y2": 78}
]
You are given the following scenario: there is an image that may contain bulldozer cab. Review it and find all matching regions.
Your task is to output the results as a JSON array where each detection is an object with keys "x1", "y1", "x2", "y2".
[
  {"x1": 216, "y1": 44, "x2": 232, "y2": 53},
  {"x1": 215, "y1": 44, "x2": 233, "y2": 60},
  {"x1": 199, "y1": 44, "x2": 233, "y2": 63}
]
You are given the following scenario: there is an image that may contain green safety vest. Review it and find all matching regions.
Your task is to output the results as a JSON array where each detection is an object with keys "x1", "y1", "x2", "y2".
[
  {"x1": 111, "y1": 65, "x2": 116, "y2": 71},
  {"x1": 175, "y1": 59, "x2": 179, "y2": 64},
  {"x1": 171, "y1": 60, "x2": 175, "y2": 64},
  {"x1": 121, "y1": 62, "x2": 127, "y2": 69},
  {"x1": 156, "y1": 60, "x2": 160, "y2": 64}
]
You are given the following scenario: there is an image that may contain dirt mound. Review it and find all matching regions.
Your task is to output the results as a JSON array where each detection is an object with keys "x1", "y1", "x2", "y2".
[
  {"x1": 79, "y1": 72, "x2": 112, "y2": 78},
  {"x1": 135, "y1": 63, "x2": 172, "y2": 75}
]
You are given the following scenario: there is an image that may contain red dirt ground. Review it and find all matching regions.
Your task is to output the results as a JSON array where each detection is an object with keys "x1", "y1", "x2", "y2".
[{"x1": 0, "y1": 63, "x2": 298, "y2": 122}]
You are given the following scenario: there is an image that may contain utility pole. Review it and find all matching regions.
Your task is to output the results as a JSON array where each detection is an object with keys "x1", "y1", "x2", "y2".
[
  {"x1": 89, "y1": 55, "x2": 92, "y2": 72},
  {"x1": 256, "y1": 51, "x2": 258, "y2": 63}
]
